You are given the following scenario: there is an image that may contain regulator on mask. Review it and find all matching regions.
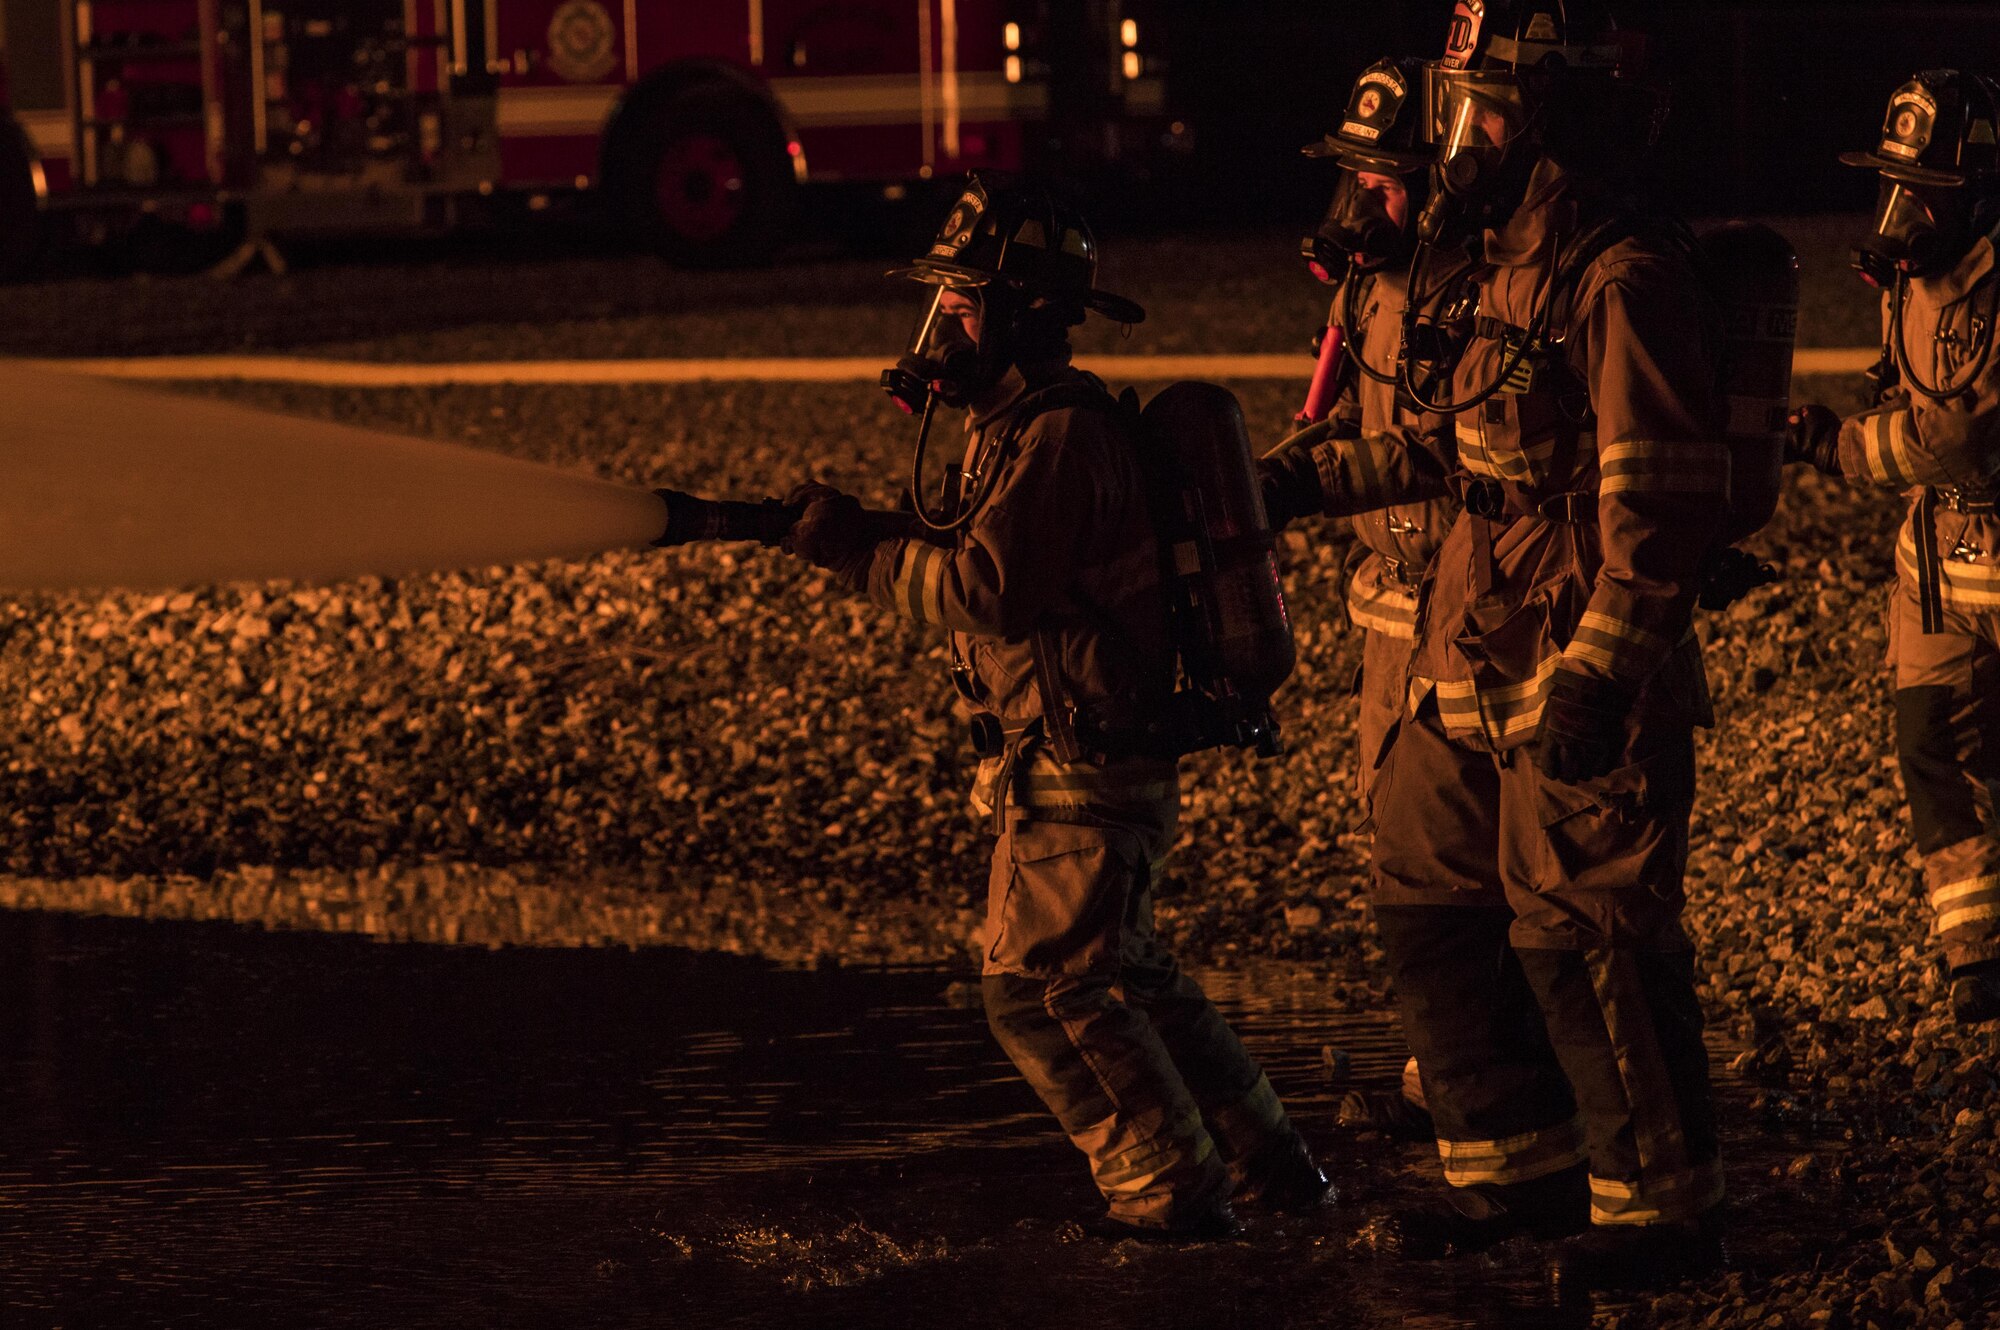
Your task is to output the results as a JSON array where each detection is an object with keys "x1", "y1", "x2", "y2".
[
  {"x1": 1420, "y1": 66, "x2": 1538, "y2": 245},
  {"x1": 1309, "y1": 170, "x2": 1416, "y2": 276},
  {"x1": 1856, "y1": 179, "x2": 1970, "y2": 280},
  {"x1": 880, "y1": 285, "x2": 1002, "y2": 415}
]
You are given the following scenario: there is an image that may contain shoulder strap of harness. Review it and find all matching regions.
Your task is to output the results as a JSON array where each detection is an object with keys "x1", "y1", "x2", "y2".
[{"x1": 995, "y1": 373, "x2": 1143, "y2": 765}]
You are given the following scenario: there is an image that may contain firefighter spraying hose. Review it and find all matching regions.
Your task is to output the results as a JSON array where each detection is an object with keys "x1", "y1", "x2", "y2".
[{"x1": 654, "y1": 177, "x2": 1326, "y2": 1239}]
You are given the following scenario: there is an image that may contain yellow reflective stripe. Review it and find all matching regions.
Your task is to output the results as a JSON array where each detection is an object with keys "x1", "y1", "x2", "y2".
[
  {"x1": 1933, "y1": 874, "x2": 2000, "y2": 933},
  {"x1": 1431, "y1": 653, "x2": 1562, "y2": 742},
  {"x1": 1011, "y1": 751, "x2": 1179, "y2": 812},
  {"x1": 889, "y1": 542, "x2": 949, "y2": 625},
  {"x1": 1563, "y1": 609, "x2": 1672, "y2": 676},
  {"x1": 1897, "y1": 528, "x2": 2000, "y2": 608},
  {"x1": 1437, "y1": 1117, "x2": 1586, "y2": 1187},
  {"x1": 1347, "y1": 573, "x2": 1419, "y2": 639},
  {"x1": 1932, "y1": 874, "x2": 2000, "y2": 907},
  {"x1": 1597, "y1": 440, "x2": 1730, "y2": 496},
  {"x1": 1862, "y1": 407, "x2": 1921, "y2": 487},
  {"x1": 1589, "y1": 1158, "x2": 1725, "y2": 1226},
  {"x1": 1336, "y1": 432, "x2": 1389, "y2": 511},
  {"x1": 1078, "y1": 1103, "x2": 1215, "y2": 1193},
  {"x1": 1455, "y1": 416, "x2": 1557, "y2": 483},
  {"x1": 1401, "y1": 1057, "x2": 1427, "y2": 1112}
]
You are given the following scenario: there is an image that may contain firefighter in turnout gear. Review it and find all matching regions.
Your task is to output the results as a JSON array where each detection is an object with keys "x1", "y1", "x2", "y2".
[
  {"x1": 1284, "y1": 55, "x2": 1463, "y2": 1142},
  {"x1": 1789, "y1": 70, "x2": 2000, "y2": 1026},
  {"x1": 784, "y1": 178, "x2": 1327, "y2": 1238},
  {"x1": 1261, "y1": 1, "x2": 1726, "y2": 1288}
]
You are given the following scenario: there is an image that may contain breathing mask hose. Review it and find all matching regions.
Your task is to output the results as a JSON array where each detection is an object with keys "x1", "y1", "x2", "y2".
[
  {"x1": 1891, "y1": 270, "x2": 2000, "y2": 402},
  {"x1": 908, "y1": 392, "x2": 1012, "y2": 535},
  {"x1": 1398, "y1": 236, "x2": 1542, "y2": 418}
]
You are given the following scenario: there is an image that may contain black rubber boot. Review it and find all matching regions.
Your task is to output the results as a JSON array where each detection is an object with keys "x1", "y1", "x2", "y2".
[
  {"x1": 1086, "y1": 1200, "x2": 1245, "y2": 1243},
  {"x1": 1361, "y1": 1165, "x2": 1589, "y2": 1260},
  {"x1": 1232, "y1": 1131, "x2": 1334, "y2": 1213},
  {"x1": 1950, "y1": 959, "x2": 2000, "y2": 1025},
  {"x1": 1335, "y1": 1088, "x2": 1437, "y2": 1142},
  {"x1": 1548, "y1": 1216, "x2": 1725, "y2": 1293}
]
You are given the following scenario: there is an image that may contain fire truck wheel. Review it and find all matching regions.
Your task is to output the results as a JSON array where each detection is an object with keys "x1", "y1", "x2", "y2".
[
  {"x1": 607, "y1": 86, "x2": 795, "y2": 269},
  {"x1": 0, "y1": 116, "x2": 44, "y2": 282}
]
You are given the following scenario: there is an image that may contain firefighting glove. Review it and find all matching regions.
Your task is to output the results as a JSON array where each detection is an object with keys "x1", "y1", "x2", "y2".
[
  {"x1": 1258, "y1": 421, "x2": 1333, "y2": 530},
  {"x1": 782, "y1": 482, "x2": 878, "y2": 589},
  {"x1": 1784, "y1": 405, "x2": 1843, "y2": 476},
  {"x1": 1535, "y1": 669, "x2": 1635, "y2": 785}
]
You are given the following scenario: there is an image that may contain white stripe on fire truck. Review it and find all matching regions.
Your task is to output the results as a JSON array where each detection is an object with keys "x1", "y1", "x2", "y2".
[
  {"x1": 494, "y1": 85, "x2": 621, "y2": 136},
  {"x1": 768, "y1": 72, "x2": 1047, "y2": 127},
  {"x1": 22, "y1": 349, "x2": 1885, "y2": 386},
  {"x1": 487, "y1": 73, "x2": 1043, "y2": 140}
]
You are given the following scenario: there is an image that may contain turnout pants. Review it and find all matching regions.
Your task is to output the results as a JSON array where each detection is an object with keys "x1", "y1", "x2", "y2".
[
  {"x1": 1368, "y1": 701, "x2": 1722, "y2": 1228},
  {"x1": 979, "y1": 796, "x2": 1299, "y2": 1227},
  {"x1": 1889, "y1": 582, "x2": 2000, "y2": 971}
]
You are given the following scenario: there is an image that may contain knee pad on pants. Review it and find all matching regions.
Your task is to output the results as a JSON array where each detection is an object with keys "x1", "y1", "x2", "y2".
[{"x1": 1898, "y1": 686, "x2": 1983, "y2": 853}]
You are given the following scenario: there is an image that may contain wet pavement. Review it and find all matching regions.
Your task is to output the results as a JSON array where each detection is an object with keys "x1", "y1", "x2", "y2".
[{"x1": 0, "y1": 909, "x2": 1848, "y2": 1329}]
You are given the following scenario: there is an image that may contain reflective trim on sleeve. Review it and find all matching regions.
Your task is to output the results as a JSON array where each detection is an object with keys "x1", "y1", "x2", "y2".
[
  {"x1": 1562, "y1": 609, "x2": 1673, "y2": 677},
  {"x1": 1859, "y1": 406, "x2": 1922, "y2": 488},
  {"x1": 1431, "y1": 653, "x2": 1562, "y2": 743},
  {"x1": 1596, "y1": 440, "x2": 1730, "y2": 496},
  {"x1": 1437, "y1": 1117, "x2": 1586, "y2": 1188},
  {"x1": 888, "y1": 541, "x2": 950, "y2": 625},
  {"x1": 1589, "y1": 1158, "x2": 1726, "y2": 1226}
]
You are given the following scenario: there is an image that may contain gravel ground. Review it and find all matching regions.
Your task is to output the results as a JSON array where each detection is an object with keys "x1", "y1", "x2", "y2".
[{"x1": 3, "y1": 221, "x2": 1996, "y2": 1325}]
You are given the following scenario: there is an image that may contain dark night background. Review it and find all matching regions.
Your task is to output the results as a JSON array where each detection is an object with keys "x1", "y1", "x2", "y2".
[{"x1": 1151, "y1": 1, "x2": 2000, "y2": 221}]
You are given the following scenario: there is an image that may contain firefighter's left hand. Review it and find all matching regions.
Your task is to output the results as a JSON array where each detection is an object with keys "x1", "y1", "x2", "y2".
[
  {"x1": 782, "y1": 482, "x2": 877, "y2": 585},
  {"x1": 1784, "y1": 404, "x2": 1842, "y2": 475},
  {"x1": 1535, "y1": 670, "x2": 1635, "y2": 785}
]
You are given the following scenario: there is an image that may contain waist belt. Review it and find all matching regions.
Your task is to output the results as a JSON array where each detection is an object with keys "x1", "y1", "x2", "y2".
[
  {"x1": 1377, "y1": 557, "x2": 1422, "y2": 590},
  {"x1": 1454, "y1": 474, "x2": 1595, "y2": 525},
  {"x1": 1938, "y1": 485, "x2": 1998, "y2": 515}
]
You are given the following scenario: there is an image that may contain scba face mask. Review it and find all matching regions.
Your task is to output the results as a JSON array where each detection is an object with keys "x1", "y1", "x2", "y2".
[
  {"x1": 1859, "y1": 177, "x2": 1973, "y2": 279},
  {"x1": 1417, "y1": 67, "x2": 1538, "y2": 244},
  {"x1": 881, "y1": 285, "x2": 1003, "y2": 414},
  {"x1": 1308, "y1": 170, "x2": 1416, "y2": 277}
]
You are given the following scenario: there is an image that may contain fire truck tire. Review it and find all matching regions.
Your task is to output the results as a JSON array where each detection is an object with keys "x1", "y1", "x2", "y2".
[
  {"x1": 0, "y1": 115, "x2": 44, "y2": 281},
  {"x1": 606, "y1": 85, "x2": 795, "y2": 268}
]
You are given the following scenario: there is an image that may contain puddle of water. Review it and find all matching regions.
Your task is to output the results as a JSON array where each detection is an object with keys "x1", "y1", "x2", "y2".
[{"x1": 0, "y1": 909, "x2": 1845, "y2": 1329}]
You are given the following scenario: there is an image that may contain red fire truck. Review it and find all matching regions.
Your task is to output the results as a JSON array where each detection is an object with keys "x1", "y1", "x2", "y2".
[{"x1": 0, "y1": 0, "x2": 1172, "y2": 274}]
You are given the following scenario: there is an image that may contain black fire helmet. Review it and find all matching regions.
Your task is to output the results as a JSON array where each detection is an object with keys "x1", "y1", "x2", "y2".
[
  {"x1": 886, "y1": 176, "x2": 1145, "y2": 326},
  {"x1": 1840, "y1": 70, "x2": 2000, "y2": 189},
  {"x1": 1304, "y1": 56, "x2": 1433, "y2": 175}
]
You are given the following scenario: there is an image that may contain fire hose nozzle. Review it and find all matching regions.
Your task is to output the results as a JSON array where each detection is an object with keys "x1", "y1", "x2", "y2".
[{"x1": 651, "y1": 489, "x2": 801, "y2": 548}]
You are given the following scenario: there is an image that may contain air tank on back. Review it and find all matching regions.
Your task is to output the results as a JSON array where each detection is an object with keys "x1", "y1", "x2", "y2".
[{"x1": 1140, "y1": 381, "x2": 1296, "y2": 738}]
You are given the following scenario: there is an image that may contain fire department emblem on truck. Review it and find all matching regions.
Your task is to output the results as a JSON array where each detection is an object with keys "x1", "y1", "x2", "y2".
[{"x1": 548, "y1": 0, "x2": 619, "y2": 83}]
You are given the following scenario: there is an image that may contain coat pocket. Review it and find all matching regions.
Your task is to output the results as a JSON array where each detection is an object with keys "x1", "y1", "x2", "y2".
[
  {"x1": 1530, "y1": 738, "x2": 1695, "y2": 901},
  {"x1": 984, "y1": 818, "x2": 1141, "y2": 979}
]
